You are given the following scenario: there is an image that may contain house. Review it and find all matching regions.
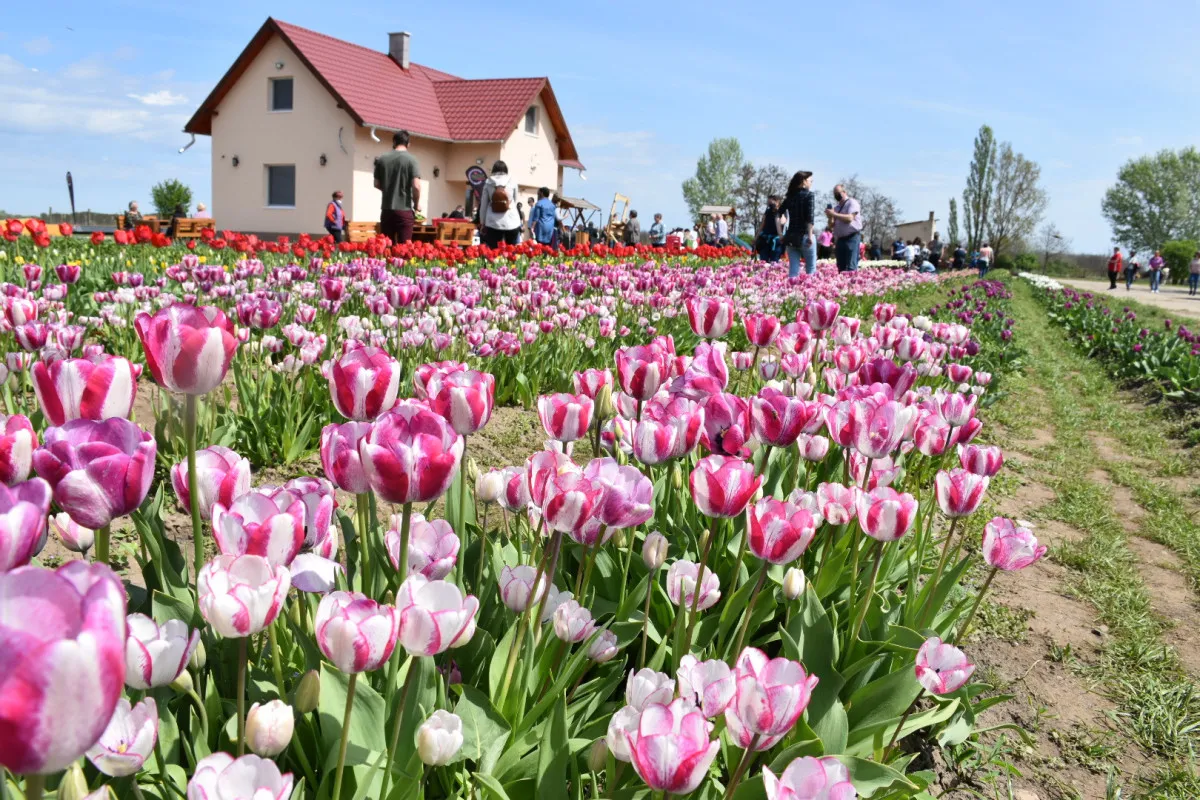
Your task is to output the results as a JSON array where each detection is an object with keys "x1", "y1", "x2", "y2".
[
  {"x1": 184, "y1": 18, "x2": 584, "y2": 236},
  {"x1": 895, "y1": 212, "x2": 937, "y2": 245}
]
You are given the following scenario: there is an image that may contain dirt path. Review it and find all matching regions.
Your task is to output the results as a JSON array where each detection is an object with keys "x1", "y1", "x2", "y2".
[{"x1": 1058, "y1": 277, "x2": 1200, "y2": 323}]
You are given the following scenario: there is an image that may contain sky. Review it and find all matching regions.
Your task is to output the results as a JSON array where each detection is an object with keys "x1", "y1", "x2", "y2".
[{"x1": 3, "y1": 0, "x2": 1199, "y2": 253}]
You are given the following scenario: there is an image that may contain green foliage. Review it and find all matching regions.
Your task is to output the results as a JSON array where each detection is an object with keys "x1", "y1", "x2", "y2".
[
  {"x1": 947, "y1": 197, "x2": 960, "y2": 247},
  {"x1": 1101, "y1": 147, "x2": 1200, "y2": 254},
  {"x1": 681, "y1": 137, "x2": 744, "y2": 223},
  {"x1": 150, "y1": 178, "x2": 193, "y2": 218},
  {"x1": 986, "y1": 142, "x2": 1047, "y2": 258},
  {"x1": 962, "y1": 125, "x2": 996, "y2": 253},
  {"x1": 1161, "y1": 239, "x2": 1197, "y2": 283}
]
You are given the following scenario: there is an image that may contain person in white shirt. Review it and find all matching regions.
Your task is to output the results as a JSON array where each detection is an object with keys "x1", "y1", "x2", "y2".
[
  {"x1": 715, "y1": 214, "x2": 729, "y2": 246},
  {"x1": 480, "y1": 161, "x2": 522, "y2": 247}
]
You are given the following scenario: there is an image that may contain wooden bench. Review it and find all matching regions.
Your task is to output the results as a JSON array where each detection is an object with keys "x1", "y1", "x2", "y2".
[
  {"x1": 347, "y1": 221, "x2": 380, "y2": 243},
  {"x1": 435, "y1": 220, "x2": 475, "y2": 245},
  {"x1": 172, "y1": 218, "x2": 216, "y2": 239},
  {"x1": 116, "y1": 215, "x2": 162, "y2": 233}
]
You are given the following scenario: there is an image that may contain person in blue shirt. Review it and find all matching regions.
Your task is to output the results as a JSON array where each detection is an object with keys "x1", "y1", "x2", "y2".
[
  {"x1": 649, "y1": 213, "x2": 667, "y2": 247},
  {"x1": 528, "y1": 187, "x2": 558, "y2": 247}
]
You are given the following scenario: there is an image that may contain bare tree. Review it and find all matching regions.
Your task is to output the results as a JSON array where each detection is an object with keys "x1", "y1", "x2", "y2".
[
  {"x1": 987, "y1": 142, "x2": 1047, "y2": 258},
  {"x1": 822, "y1": 175, "x2": 901, "y2": 247},
  {"x1": 733, "y1": 163, "x2": 788, "y2": 234},
  {"x1": 1036, "y1": 222, "x2": 1071, "y2": 273}
]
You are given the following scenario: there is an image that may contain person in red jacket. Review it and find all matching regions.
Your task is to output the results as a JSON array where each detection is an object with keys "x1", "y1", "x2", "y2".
[
  {"x1": 1106, "y1": 246, "x2": 1123, "y2": 290},
  {"x1": 324, "y1": 190, "x2": 346, "y2": 243}
]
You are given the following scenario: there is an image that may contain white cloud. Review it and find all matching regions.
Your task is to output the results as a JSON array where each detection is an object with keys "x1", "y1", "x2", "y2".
[
  {"x1": 128, "y1": 90, "x2": 188, "y2": 107},
  {"x1": 23, "y1": 37, "x2": 51, "y2": 55},
  {"x1": 0, "y1": 54, "x2": 23, "y2": 76}
]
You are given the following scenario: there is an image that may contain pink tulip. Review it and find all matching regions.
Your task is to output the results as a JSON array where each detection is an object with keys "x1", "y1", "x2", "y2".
[
  {"x1": 824, "y1": 399, "x2": 861, "y2": 449},
  {"x1": 815, "y1": 483, "x2": 858, "y2": 527},
  {"x1": 498, "y1": 564, "x2": 549, "y2": 612},
  {"x1": 235, "y1": 297, "x2": 283, "y2": 330},
  {"x1": 631, "y1": 417, "x2": 677, "y2": 466},
  {"x1": 124, "y1": 613, "x2": 199, "y2": 690},
  {"x1": 851, "y1": 400, "x2": 915, "y2": 461},
  {"x1": 913, "y1": 414, "x2": 951, "y2": 457},
  {"x1": 428, "y1": 369, "x2": 495, "y2": 436},
  {"x1": 85, "y1": 697, "x2": 158, "y2": 777},
  {"x1": 263, "y1": 477, "x2": 338, "y2": 559},
  {"x1": 616, "y1": 343, "x2": 670, "y2": 401},
  {"x1": 848, "y1": 452, "x2": 901, "y2": 491},
  {"x1": 386, "y1": 514, "x2": 459, "y2": 579},
  {"x1": 915, "y1": 636, "x2": 975, "y2": 694},
  {"x1": 699, "y1": 392, "x2": 749, "y2": 456},
  {"x1": 670, "y1": 341, "x2": 728, "y2": 399},
  {"x1": 320, "y1": 421, "x2": 373, "y2": 494},
  {"x1": 589, "y1": 629, "x2": 619, "y2": 662},
  {"x1": 982, "y1": 517, "x2": 1047, "y2": 571},
  {"x1": 726, "y1": 647, "x2": 819, "y2": 750},
  {"x1": 607, "y1": 705, "x2": 641, "y2": 762},
  {"x1": 763, "y1": 756, "x2": 856, "y2": 800},
  {"x1": 198, "y1": 554, "x2": 291, "y2": 638},
  {"x1": 315, "y1": 591, "x2": 400, "y2": 673},
  {"x1": 497, "y1": 465, "x2": 530, "y2": 512},
  {"x1": 797, "y1": 433, "x2": 831, "y2": 461},
  {"x1": 51, "y1": 511, "x2": 93, "y2": 554},
  {"x1": 552, "y1": 598, "x2": 596, "y2": 643},
  {"x1": 0, "y1": 562, "x2": 126, "y2": 774},
  {"x1": 666, "y1": 559, "x2": 721, "y2": 610},
  {"x1": 412, "y1": 360, "x2": 468, "y2": 400},
  {"x1": 538, "y1": 392, "x2": 594, "y2": 443},
  {"x1": 951, "y1": 416, "x2": 983, "y2": 446},
  {"x1": 394, "y1": 573, "x2": 478, "y2": 656},
  {"x1": 33, "y1": 418, "x2": 156, "y2": 530},
  {"x1": 31, "y1": 355, "x2": 137, "y2": 427},
  {"x1": 626, "y1": 698, "x2": 720, "y2": 794},
  {"x1": 573, "y1": 368, "x2": 614, "y2": 400},
  {"x1": 938, "y1": 391, "x2": 978, "y2": 427},
  {"x1": 677, "y1": 655, "x2": 735, "y2": 718},
  {"x1": 748, "y1": 496, "x2": 819, "y2": 565},
  {"x1": 934, "y1": 468, "x2": 989, "y2": 518},
  {"x1": 0, "y1": 413, "x2": 36, "y2": 486},
  {"x1": 686, "y1": 296, "x2": 734, "y2": 338},
  {"x1": 744, "y1": 313, "x2": 780, "y2": 347},
  {"x1": 187, "y1": 753, "x2": 293, "y2": 800},
  {"x1": 327, "y1": 345, "x2": 401, "y2": 421},
  {"x1": 803, "y1": 299, "x2": 840, "y2": 331},
  {"x1": 958, "y1": 443, "x2": 1004, "y2": 477},
  {"x1": 859, "y1": 356, "x2": 918, "y2": 396},
  {"x1": 541, "y1": 471, "x2": 604, "y2": 534},
  {"x1": 55, "y1": 263, "x2": 82, "y2": 284},
  {"x1": 750, "y1": 389, "x2": 815, "y2": 448},
  {"x1": 642, "y1": 394, "x2": 704, "y2": 460},
  {"x1": 14, "y1": 321, "x2": 49, "y2": 352},
  {"x1": 525, "y1": 449, "x2": 577, "y2": 508},
  {"x1": 583, "y1": 457, "x2": 653, "y2": 529},
  {"x1": 0, "y1": 477, "x2": 50, "y2": 572},
  {"x1": 211, "y1": 489, "x2": 306, "y2": 568},
  {"x1": 855, "y1": 487, "x2": 918, "y2": 542},
  {"x1": 626, "y1": 667, "x2": 676, "y2": 710},
  {"x1": 135, "y1": 303, "x2": 238, "y2": 395},
  {"x1": 359, "y1": 401, "x2": 464, "y2": 504},
  {"x1": 946, "y1": 363, "x2": 973, "y2": 384},
  {"x1": 689, "y1": 455, "x2": 761, "y2": 519},
  {"x1": 171, "y1": 445, "x2": 251, "y2": 521}
]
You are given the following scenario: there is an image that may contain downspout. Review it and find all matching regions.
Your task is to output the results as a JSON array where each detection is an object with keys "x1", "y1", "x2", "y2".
[
  {"x1": 178, "y1": 133, "x2": 196, "y2": 154},
  {"x1": 370, "y1": 126, "x2": 380, "y2": 143}
]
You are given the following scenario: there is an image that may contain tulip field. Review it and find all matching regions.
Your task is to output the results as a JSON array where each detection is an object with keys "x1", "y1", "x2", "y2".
[{"x1": 0, "y1": 224, "x2": 1072, "y2": 800}]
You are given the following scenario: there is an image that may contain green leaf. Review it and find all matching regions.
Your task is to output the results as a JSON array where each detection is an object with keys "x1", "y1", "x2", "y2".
[
  {"x1": 454, "y1": 685, "x2": 511, "y2": 775},
  {"x1": 490, "y1": 623, "x2": 517, "y2": 703},
  {"x1": 836, "y1": 755, "x2": 917, "y2": 797},
  {"x1": 474, "y1": 773, "x2": 512, "y2": 800},
  {"x1": 845, "y1": 667, "x2": 921, "y2": 732},
  {"x1": 535, "y1": 698, "x2": 569, "y2": 800},
  {"x1": 317, "y1": 665, "x2": 387, "y2": 771}
]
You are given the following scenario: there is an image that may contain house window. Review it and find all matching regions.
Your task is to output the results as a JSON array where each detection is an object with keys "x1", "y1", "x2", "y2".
[
  {"x1": 524, "y1": 106, "x2": 537, "y2": 135},
  {"x1": 266, "y1": 165, "x2": 296, "y2": 207},
  {"x1": 269, "y1": 78, "x2": 294, "y2": 111}
]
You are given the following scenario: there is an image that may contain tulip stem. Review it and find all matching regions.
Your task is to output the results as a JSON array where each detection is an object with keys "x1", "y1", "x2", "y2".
[
  {"x1": 884, "y1": 691, "x2": 924, "y2": 760},
  {"x1": 575, "y1": 527, "x2": 605, "y2": 601},
  {"x1": 731, "y1": 516, "x2": 749, "y2": 587},
  {"x1": 185, "y1": 393, "x2": 203, "y2": 583},
  {"x1": 638, "y1": 570, "x2": 655, "y2": 668},
  {"x1": 617, "y1": 525, "x2": 636, "y2": 609},
  {"x1": 380, "y1": 655, "x2": 417, "y2": 800},
  {"x1": 530, "y1": 531, "x2": 563, "y2": 648},
  {"x1": 730, "y1": 562, "x2": 769, "y2": 659},
  {"x1": 499, "y1": 531, "x2": 558, "y2": 709},
  {"x1": 723, "y1": 735, "x2": 760, "y2": 800},
  {"x1": 96, "y1": 524, "x2": 111, "y2": 567},
  {"x1": 920, "y1": 517, "x2": 961, "y2": 628},
  {"x1": 953, "y1": 567, "x2": 998, "y2": 646},
  {"x1": 268, "y1": 620, "x2": 287, "y2": 693},
  {"x1": 22, "y1": 775, "x2": 43, "y2": 800},
  {"x1": 397, "y1": 502, "x2": 413, "y2": 584},
  {"x1": 332, "y1": 672, "x2": 358, "y2": 800},
  {"x1": 680, "y1": 528, "x2": 714, "y2": 667},
  {"x1": 356, "y1": 494, "x2": 373, "y2": 596},
  {"x1": 232, "y1": 637, "x2": 249, "y2": 756},
  {"x1": 184, "y1": 687, "x2": 209, "y2": 740},
  {"x1": 847, "y1": 541, "x2": 885, "y2": 663}
]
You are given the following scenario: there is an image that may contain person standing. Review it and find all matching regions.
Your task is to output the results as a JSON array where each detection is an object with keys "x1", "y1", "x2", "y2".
[
  {"x1": 649, "y1": 213, "x2": 667, "y2": 248},
  {"x1": 323, "y1": 191, "x2": 346, "y2": 243},
  {"x1": 374, "y1": 130, "x2": 421, "y2": 243},
  {"x1": 1124, "y1": 252, "x2": 1139, "y2": 290},
  {"x1": 952, "y1": 242, "x2": 967, "y2": 270},
  {"x1": 777, "y1": 170, "x2": 816, "y2": 278},
  {"x1": 715, "y1": 213, "x2": 729, "y2": 246},
  {"x1": 818, "y1": 226, "x2": 834, "y2": 259},
  {"x1": 1106, "y1": 246, "x2": 1123, "y2": 290},
  {"x1": 977, "y1": 241, "x2": 994, "y2": 278},
  {"x1": 625, "y1": 210, "x2": 642, "y2": 245},
  {"x1": 1148, "y1": 250, "x2": 1165, "y2": 292},
  {"x1": 528, "y1": 188, "x2": 557, "y2": 246},
  {"x1": 928, "y1": 233, "x2": 945, "y2": 269},
  {"x1": 826, "y1": 184, "x2": 863, "y2": 272},
  {"x1": 869, "y1": 240, "x2": 881, "y2": 260},
  {"x1": 754, "y1": 196, "x2": 781, "y2": 261},
  {"x1": 892, "y1": 235, "x2": 906, "y2": 260},
  {"x1": 704, "y1": 217, "x2": 716, "y2": 245},
  {"x1": 480, "y1": 160, "x2": 522, "y2": 247},
  {"x1": 1188, "y1": 251, "x2": 1200, "y2": 296},
  {"x1": 902, "y1": 239, "x2": 915, "y2": 270}
]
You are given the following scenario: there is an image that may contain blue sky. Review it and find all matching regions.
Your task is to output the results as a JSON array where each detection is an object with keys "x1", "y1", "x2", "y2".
[{"x1": 3, "y1": 0, "x2": 1198, "y2": 252}]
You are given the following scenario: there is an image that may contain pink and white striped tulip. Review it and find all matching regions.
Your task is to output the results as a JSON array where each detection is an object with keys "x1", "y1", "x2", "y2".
[
  {"x1": 542, "y1": 471, "x2": 604, "y2": 534},
  {"x1": 497, "y1": 465, "x2": 530, "y2": 512},
  {"x1": 627, "y1": 698, "x2": 720, "y2": 794},
  {"x1": 750, "y1": 389, "x2": 814, "y2": 448},
  {"x1": 171, "y1": 445, "x2": 251, "y2": 521},
  {"x1": 0, "y1": 413, "x2": 35, "y2": 486},
  {"x1": 726, "y1": 647, "x2": 819, "y2": 750},
  {"x1": 0, "y1": 477, "x2": 50, "y2": 572},
  {"x1": 396, "y1": 573, "x2": 479, "y2": 655},
  {"x1": 626, "y1": 667, "x2": 676, "y2": 710},
  {"x1": 803, "y1": 299, "x2": 840, "y2": 331},
  {"x1": 763, "y1": 756, "x2": 856, "y2": 800},
  {"x1": 934, "y1": 468, "x2": 989, "y2": 518},
  {"x1": 606, "y1": 705, "x2": 641, "y2": 762},
  {"x1": 525, "y1": 449, "x2": 577, "y2": 508},
  {"x1": 31, "y1": 355, "x2": 137, "y2": 427},
  {"x1": 428, "y1": 369, "x2": 495, "y2": 435},
  {"x1": 51, "y1": 510, "x2": 93, "y2": 554},
  {"x1": 913, "y1": 414, "x2": 952, "y2": 457},
  {"x1": 315, "y1": 591, "x2": 400, "y2": 673},
  {"x1": 797, "y1": 433, "x2": 831, "y2": 461},
  {"x1": 327, "y1": 345, "x2": 401, "y2": 421},
  {"x1": 359, "y1": 401, "x2": 464, "y2": 504},
  {"x1": 135, "y1": 304, "x2": 238, "y2": 395},
  {"x1": 573, "y1": 368, "x2": 614, "y2": 399},
  {"x1": 915, "y1": 636, "x2": 975, "y2": 694},
  {"x1": 855, "y1": 487, "x2": 918, "y2": 542},
  {"x1": 699, "y1": 391, "x2": 750, "y2": 456},
  {"x1": 816, "y1": 482, "x2": 858, "y2": 527},
  {"x1": 0, "y1": 562, "x2": 127, "y2": 775},
  {"x1": 264, "y1": 477, "x2": 338, "y2": 559},
  {"x1": 552, "y1": 599, "x2": 596, "y2": 643},
  {"x1": 938, "y1": 391, "x2": 978, "y2": 427},
  {"x1": 320, "y1": 421, "x2": 373, "y2": 494},
  {"x1": 687, "y1": 296, "x2": 734, "y2": 338},
  {"x1": 958, "y1": 443, "x2": 1004, "y2": 477},
  {"x1": 670, "y1": 341, "x2": 728, "y2": 399},
  {"x1": 616, "y1": 344, "x2": 669, "y2": 401},
  {"x1": 982, "y1": 517, "x2": 1047, "y2": 571},
  {"x1": 198, "y1": 554, "x2": 291, "y2": 638},
  {"x1": 124, "y1": 613, "x2": 199, "y2": 690},
  {"x1": 744, "y1": 313, "x2": 781, "y2": 347},
  {"x1": 186, "y1": 753, "x2": 293, "y2": 800},
  {"x1": 677, "y1": 655, "x2": 735, "y2": 718},
  {"x1": 538, "y1": 392, "x2": 593, "y2": 443},
  {"x1": 666, "y1": 559, "x2": 721, "y2": 610},
  {"x1": 589, "y1": 629, "x2": 620, "y2": 662},
  {"x1": 211, "y1": 490, "x2": 306, "y2": 568},
  {"x1": 32, "y1": 418, "x2": 156, "y2": 530},
  {"x1": 245, "y1": 700, "x2": 295, "y2": 758},
  {"x1": 689, "y1": 455, "x2": 761, "y2": 519},
  {"x1": 498, "y1": 564, "x2": 549, "y2": 612},
  {"x1": 386, "y1": 514, "x2": 459, "y2": 579},
  {"x1": 851, "y1": 400, "x2": 916, "y2": 460},
  {"x1": 412, "y1": 360, "x2": 468, "y2": 400},
  {"x1": 583, "y1": 457, "x2": 653, "y2": 529},
  {"x1": 85, "y1": 697, "x2": 158, "y2": 777},
  {"x1": 748, "y1": 496, "x2": 819, "y2": 564}
]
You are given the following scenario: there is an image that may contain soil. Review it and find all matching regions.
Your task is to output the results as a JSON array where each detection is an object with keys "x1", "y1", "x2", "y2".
[{"x1": 1125, "y1": 536, "x2": 1200, "y2": 677}]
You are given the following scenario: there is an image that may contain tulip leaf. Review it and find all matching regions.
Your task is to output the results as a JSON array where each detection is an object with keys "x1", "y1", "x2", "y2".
[
  {"x1": 786, "y1": 585, "x2": 846, "y2": 754},
  {"x1": 474, "y1": 772, "x2": 512, "y2": 800},
  {"x1": 454, "y1": 685, "x2": 511, "y2": 775},
  {"x1": 732, "y1": 774, "x2": 768, "y2": 800},
  {"x1": 535, "y1": 698, "x2": 569, "y2": 800},
  {"x1": 151, "y1": 589, "x2": 199, "y2": 628},
  {"x1": 318, "y1": 665, "x2": 388, "y2": 770},
  {"x1": 835, "y1": 755, "x2": 918, "y2": 797},
  {"x1": 490, "y1": 623, "x2": 517, "y2": 703},
  {"x1": 845, "y1": 667, "x2": 921, "y2": 732}
]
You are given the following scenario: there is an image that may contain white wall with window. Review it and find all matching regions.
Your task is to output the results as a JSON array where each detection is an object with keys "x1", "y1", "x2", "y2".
[
  {"x1": 524, "y1": 106, "x2": 537, "y2": 135},
  {"x1": 269, "y1": 77, "x2": 293, "y2": 111},
  {"x1": 266, "y1": 165, "x2": 296, "y2": 207}
]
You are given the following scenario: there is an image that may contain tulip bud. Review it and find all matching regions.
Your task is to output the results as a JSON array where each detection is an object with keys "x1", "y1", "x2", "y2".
[
  {"x1": 465, "y1": 456, "x2": 479, "y2": 484},
  {"x1": 417, "y1": 710, "x2": 464, "y2": 766},
  {"x1": 642, "y1": 531, "x2": 668, "y2": 571},
  {"x1": 476, "y1": 468, "x2": 504, "y2": 505},
  {"x1": 672, "y1": 465, "x2": 683, "y2": 491},
  {"x1": 294, "y1": 669, "x2": 320, "y2": 714},
  {"x1": 245, "y1": 700, "x2": 295, "y2": 757},
  {"x1": 699, "y1": 528, "x2": 711, "y2": 553},
  {"x1": 189, "y1": 639, "x2": 206, "y2": 671},
  {"x1": 58, "y1": 763, "x2": 90, "y2": 800},
  {"x1": 170, "y1": 669, "x2": 194, "y2": 695},
  {"x1": 588, "y1": 739, "x2": 608, "y2": 772},
  {"x1": 783, "y1": 567, "x2": 806, "y2": 600},
  {"x1": 613, "y1": 528, "x2": 627, "y2": 548},
  {"x1": 594, "y1": 384, "x2": 615, "y2": 421}
]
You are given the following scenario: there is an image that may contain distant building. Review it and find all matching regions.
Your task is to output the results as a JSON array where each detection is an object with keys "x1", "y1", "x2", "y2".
[
  {"x1": 184, "y1": 18, "x2": 584, "y2": 234},
  {"x1": 895, "y1": 211, "x2": 937, "y2": 244}
]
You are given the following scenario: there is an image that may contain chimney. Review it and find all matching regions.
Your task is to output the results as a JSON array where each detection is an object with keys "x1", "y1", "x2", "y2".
[{"x1": 389, "y1": 32, "x2": 411, "y2": 70}]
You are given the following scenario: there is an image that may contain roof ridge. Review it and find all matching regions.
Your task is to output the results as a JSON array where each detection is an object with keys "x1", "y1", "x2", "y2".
[{"x1": 271, "y1": 17, "x2": 462, "y2": 80}]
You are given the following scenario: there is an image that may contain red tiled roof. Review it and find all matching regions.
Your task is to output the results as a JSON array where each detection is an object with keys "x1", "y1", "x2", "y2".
[{"x1": 185, "y1": 18, "x2": 582, "y2": 167}]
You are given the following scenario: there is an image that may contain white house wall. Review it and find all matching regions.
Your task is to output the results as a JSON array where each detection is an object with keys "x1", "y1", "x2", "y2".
[{"x1": 500, "y1": 95, "x2": 562, "y2": 206}]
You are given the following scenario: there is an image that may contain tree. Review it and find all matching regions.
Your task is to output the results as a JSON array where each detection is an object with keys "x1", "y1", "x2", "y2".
[
  {"x1": 732, "y1": 163, "x2": 787, "y2": 234},
  {"x1": 151, "y1": 179, "x2": 193, "y2": 219},
  {"x1": 962, "y1": 125, "x2": 997, "y2": 253},
  {"x1": 986, "y1": 142, "x2": 1047, "y2": 258},
  {"x1": 681, "y1": 138, "x2": 745, "y2": 224},
  {"x1": 1161, "y1": 240, "x2": 1198, "y2": 284},
  {"x1": 1101, "y1": 147, "x2": 1200, "y2": 254},
  {"x1": 1036, "y1": 222, "x2": 1070, "y2": 273},
  {"x1": 947, "y1": 198, "x2": 960, "y2": 247}
]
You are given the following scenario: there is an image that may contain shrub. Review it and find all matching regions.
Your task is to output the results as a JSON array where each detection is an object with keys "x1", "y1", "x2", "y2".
[
  {"x1": 150, "y1": 179, "x2": 193, "y2": 218},
  {"x1": 1161, "y1": 240, "x2": 1198, "y2": 284}
]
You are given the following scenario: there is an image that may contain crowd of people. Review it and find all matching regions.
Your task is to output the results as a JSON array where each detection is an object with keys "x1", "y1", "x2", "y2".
[
  {"x1": 120, "y1": 199, "x2": 210, "y2": 237},
  {"x1": 1105, "y1": 246, "x2": 1200, "y2": 295}
]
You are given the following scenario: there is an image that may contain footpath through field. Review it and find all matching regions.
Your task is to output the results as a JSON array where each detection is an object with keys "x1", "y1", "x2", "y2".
[{"x1": 1057, "y1": 277, "x2": 1200, "y2": 323}]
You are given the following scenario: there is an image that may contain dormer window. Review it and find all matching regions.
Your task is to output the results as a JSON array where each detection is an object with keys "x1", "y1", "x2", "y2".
[
  {"x1": 524, "y1": 106, "x2": 537, "y2": 135},
  {"x1": 270, "y1": 77, "x2": 294, "y2": 112}
]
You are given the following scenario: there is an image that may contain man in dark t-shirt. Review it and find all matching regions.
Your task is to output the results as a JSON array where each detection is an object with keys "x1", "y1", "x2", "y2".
[
  {"x1": 951, "y1": 244, "x2": 967, "y2": 270},
  {"x1": 373, "y1": 129, "x2": 421, "y2": 243},
  {"x1": 928, "y1": 233, "x2": 945, "y2": 268}
]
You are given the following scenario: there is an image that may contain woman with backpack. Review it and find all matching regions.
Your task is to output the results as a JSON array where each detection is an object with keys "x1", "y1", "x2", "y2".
[{"x1": 481, "y1": 161, "x2": 522, "y2": 248}]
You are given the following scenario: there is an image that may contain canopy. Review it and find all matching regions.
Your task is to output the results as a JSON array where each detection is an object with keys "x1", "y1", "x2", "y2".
[
  {"x1": 558, "y1": 196, "x2": 600, "y2": 211},
  {"x1": 699, "y1": 205, "x2": 736, "y2": 217}
]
